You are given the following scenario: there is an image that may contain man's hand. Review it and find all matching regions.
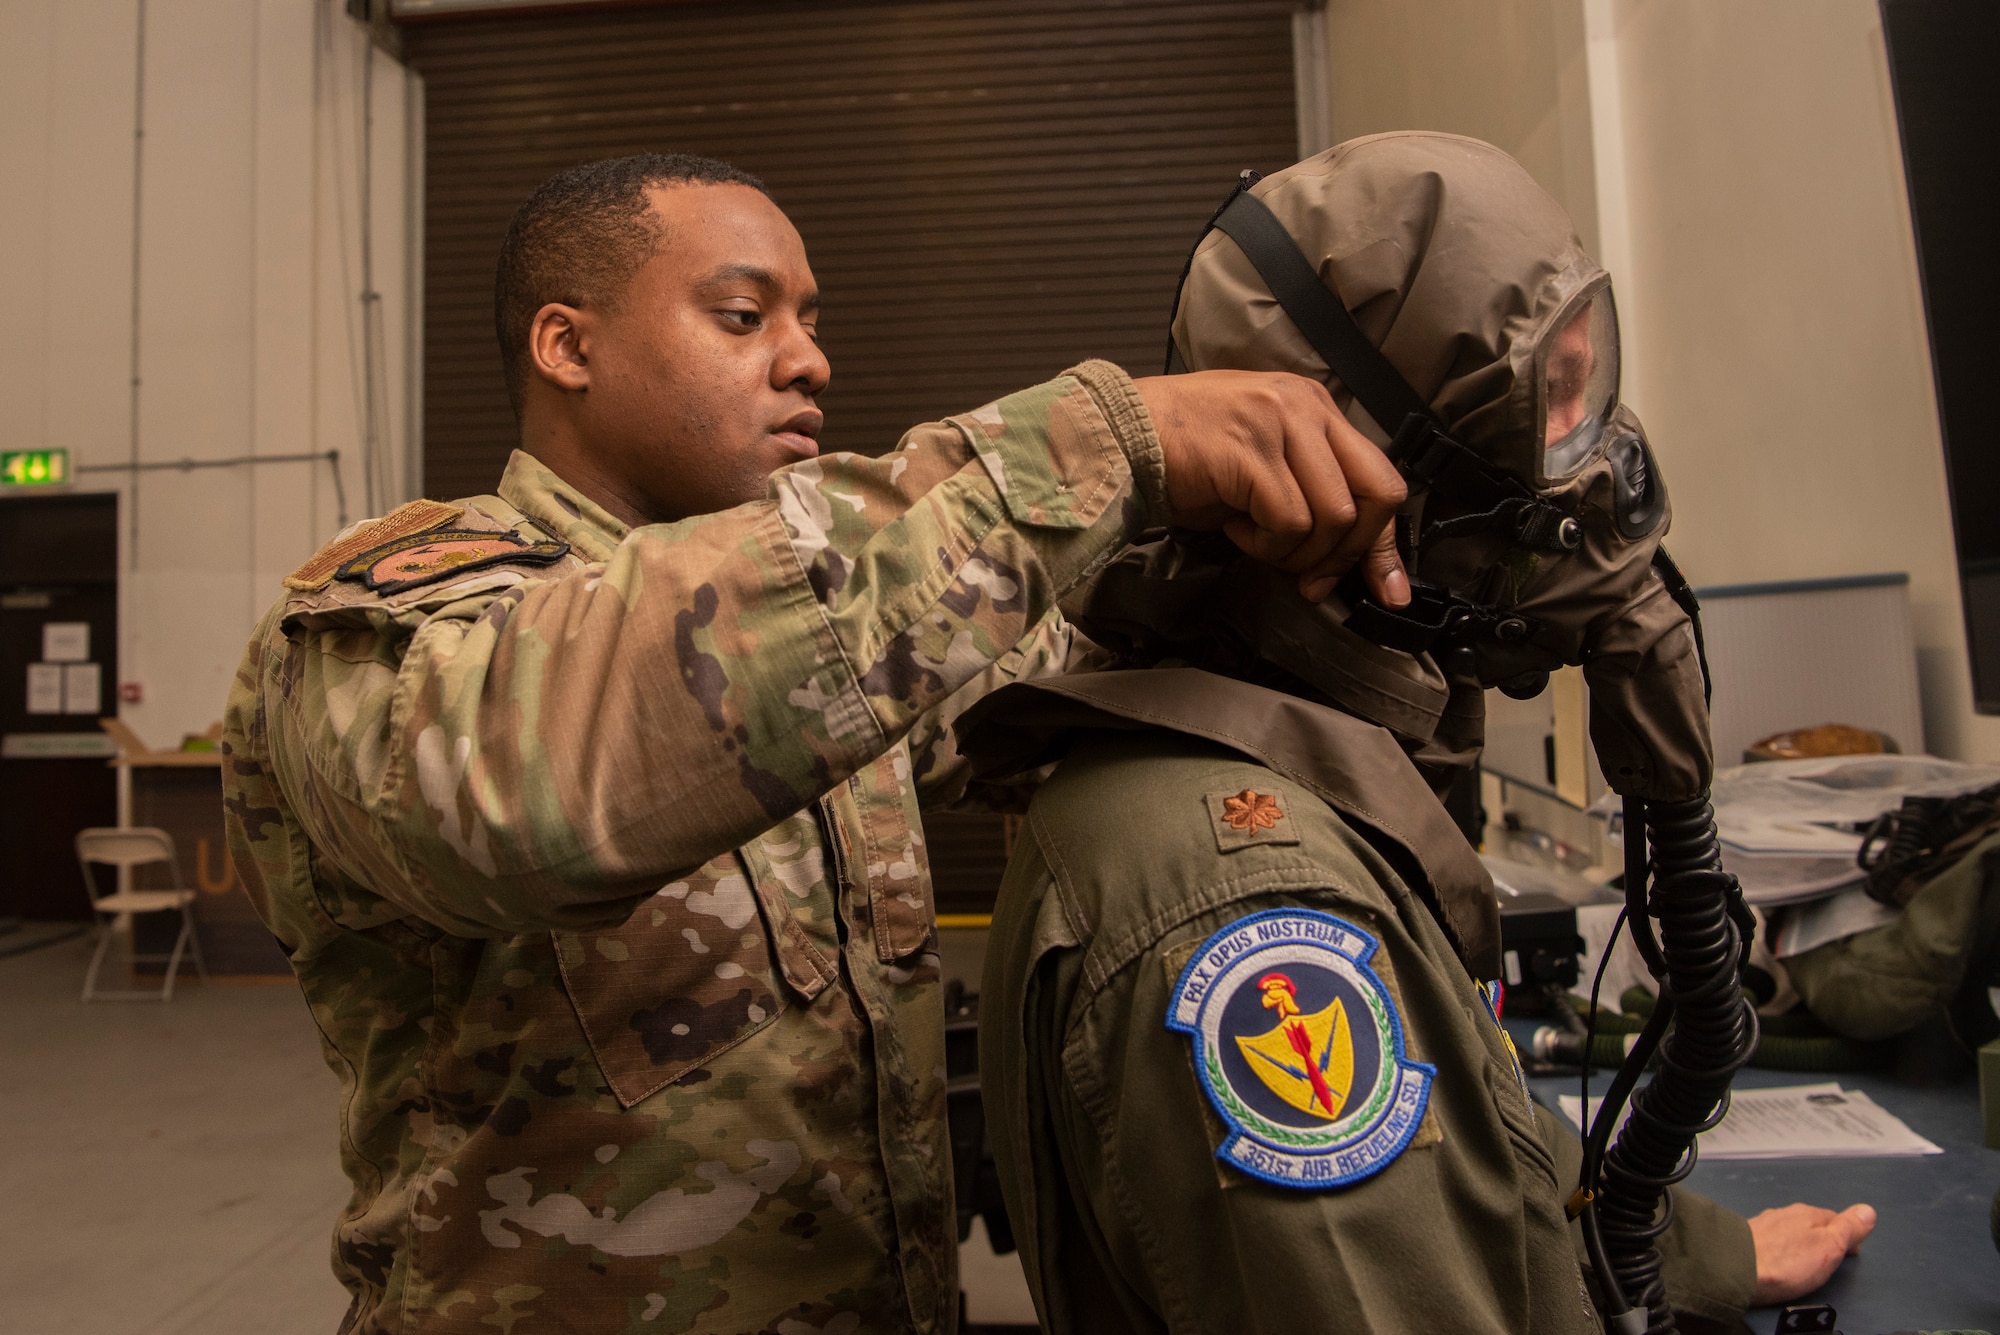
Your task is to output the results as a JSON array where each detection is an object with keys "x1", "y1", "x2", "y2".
[
  {"x1": 1134, "y1": 370, "x2": 1410, "y2": 606},
  {"x1": 1748, "y1": 1202, "x2": 1876, "y2": 1305}
]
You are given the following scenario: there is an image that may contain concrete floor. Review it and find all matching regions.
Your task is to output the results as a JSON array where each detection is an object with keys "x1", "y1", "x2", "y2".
[
  {"x1": 0, "y1": 931, "x2": 352, "y2": 1335},
  {"x1": 0, "y1": 927, "x2": 1038, "y2": 1334}
]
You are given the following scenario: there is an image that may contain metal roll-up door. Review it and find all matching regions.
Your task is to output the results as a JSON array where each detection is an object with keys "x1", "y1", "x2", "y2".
[{"x1": 404, "y1": 0, "x2": 1301, "y2": 499}]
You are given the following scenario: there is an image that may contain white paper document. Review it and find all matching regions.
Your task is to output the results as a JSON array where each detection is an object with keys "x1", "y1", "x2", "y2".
[
  {"x1": 62, "y1": 662, "x2": 99, "y2": 715},
  {"x1": 25, "y1": 663, "x2": 62, "y2": 715},
  {"x1": 41, "y1": 621, "x2": 89, "y2": 662},
  {"x1": 1559, "y1": 1082, "x2": 1942, "y2": 1160}
]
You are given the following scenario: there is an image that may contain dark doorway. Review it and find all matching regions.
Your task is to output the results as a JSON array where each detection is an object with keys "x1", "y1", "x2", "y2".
[
  {"x1": 1880, "y1": 0, "x2": 2000, "y2": 712},
  {"x1": 0, "y1": 492, "x2": 119, "y2": 922}
]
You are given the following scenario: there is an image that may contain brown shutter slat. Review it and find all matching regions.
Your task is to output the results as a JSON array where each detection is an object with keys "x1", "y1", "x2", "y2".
[{"x1": 405, "y1": 0, "x2": 1298, "y2": 502}]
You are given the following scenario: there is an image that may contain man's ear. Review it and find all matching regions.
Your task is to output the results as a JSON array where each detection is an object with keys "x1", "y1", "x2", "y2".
[{"x1": 529, "y1": 302, "x2": 591, "y2": 393}]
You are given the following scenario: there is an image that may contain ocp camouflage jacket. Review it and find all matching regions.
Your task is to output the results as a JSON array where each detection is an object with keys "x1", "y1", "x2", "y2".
[{"x1": 220, "y1": 364, "x2": 1163, "y2": 1335}]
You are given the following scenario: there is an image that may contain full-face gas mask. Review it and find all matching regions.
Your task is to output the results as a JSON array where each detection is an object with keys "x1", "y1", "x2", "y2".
[{"x1": 1122, "y1": 134, "x2": 1755, "y2": 1335}]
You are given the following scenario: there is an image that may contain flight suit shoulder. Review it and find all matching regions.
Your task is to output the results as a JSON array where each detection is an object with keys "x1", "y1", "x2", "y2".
[{"x1": 1024, "y1": 729, "x2": 1406, "y2": 964}]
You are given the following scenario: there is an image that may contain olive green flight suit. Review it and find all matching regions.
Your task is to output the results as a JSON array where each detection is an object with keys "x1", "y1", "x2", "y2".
[
  {"x1": 1787, "y1": 830, "x2": 2000, "y2": 1043},
  {"x1": 967, "y1": 669, "x2": 1756, "y2": 1334}
]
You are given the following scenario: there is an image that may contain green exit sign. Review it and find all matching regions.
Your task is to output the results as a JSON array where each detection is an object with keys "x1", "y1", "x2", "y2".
[{"x1": 0, "y1": 449, "x2": 69, "y2": 487}]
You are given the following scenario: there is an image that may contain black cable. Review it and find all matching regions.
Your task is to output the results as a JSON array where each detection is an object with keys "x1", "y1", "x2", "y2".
[
  {"x1": 1580, "y1": 904, "x2": 1630, "y2": 1156},
  {"x1": 1623, "y1": 798, "x2": 1668, "y2": 979},
  {"x1": 1592, "y1": 795, "x2": 1759, "y2": 1333},
  {"x1": 1572, "y1": 794, "x2": 1661, "y2": 1323},
  {"x1": 1579, "y1": 985, "x2": 1673, "y2": 1323}
]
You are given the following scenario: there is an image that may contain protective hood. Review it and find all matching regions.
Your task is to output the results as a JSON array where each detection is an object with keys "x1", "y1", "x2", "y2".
[
  {"x1": 1148, "y1": 131, "x2": 1714, "y2": 801},
  {"x1": 1172, "y1": 131, "x2": 1606, "y2": 485}
]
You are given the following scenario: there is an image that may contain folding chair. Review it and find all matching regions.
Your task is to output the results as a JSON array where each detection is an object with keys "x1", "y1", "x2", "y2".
[{"x1": 75, "y1": 827, "x2": 208, "y2": 1001}]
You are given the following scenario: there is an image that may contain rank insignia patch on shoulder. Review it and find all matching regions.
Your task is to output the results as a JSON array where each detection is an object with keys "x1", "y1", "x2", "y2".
[
  {"x1": 1168, "y1": 909, "x2": 1434, "y2": 1190},
  {"x1": 1206, "y1": 787, "x2": 1301, "y2": 852},
  {"x1": 336, "y1": 528, "x2": 569, "y2": 595}
]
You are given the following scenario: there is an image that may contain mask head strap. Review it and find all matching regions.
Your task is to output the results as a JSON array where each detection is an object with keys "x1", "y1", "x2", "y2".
[
  {"x1": 1199, "y1": 189, "x2": 1553, "y2": 518},
  {"x1": 1207, "y1": 190, "x2": 1434, "y2": 433}
]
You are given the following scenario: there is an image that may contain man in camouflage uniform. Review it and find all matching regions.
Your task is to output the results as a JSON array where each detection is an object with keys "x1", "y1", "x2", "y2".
[{"x1": 221, "y1": 152, "x2": 1409, "y2": 1334}]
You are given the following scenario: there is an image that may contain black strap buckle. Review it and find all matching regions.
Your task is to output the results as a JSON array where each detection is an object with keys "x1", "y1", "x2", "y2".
[
  {"x1": 1338, "y1": 570, "x2": 1560, "y2": 664},
  {"x1": 1341, "y1": 578, "x2": 1465, "y2": 655},
  {"x1": 1387, "y1": 415, "x2": 1463, "y2": 489}
]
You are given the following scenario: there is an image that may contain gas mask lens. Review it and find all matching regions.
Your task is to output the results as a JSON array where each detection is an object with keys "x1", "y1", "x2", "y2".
[{"x1": 1537, "y1": 287, "x2": 1620, "y2": 485}]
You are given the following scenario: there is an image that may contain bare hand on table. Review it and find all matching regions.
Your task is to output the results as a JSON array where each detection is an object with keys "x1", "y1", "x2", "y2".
[
  {"x1": 1133, "y1": 370, "x2": 1410, "y2": 607},
  {"x1": 1749, "y1": 1202, "x2": 1877, "y2": 1305}
]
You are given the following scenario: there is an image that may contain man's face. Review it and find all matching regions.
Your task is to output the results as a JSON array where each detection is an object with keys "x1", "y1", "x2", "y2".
[
  {"x1": 561, "y1": 182, "x2": 828, "y2": 524},
  {"x1": 1541, "y1": 303, "x2": 1596, "y2": 447}
]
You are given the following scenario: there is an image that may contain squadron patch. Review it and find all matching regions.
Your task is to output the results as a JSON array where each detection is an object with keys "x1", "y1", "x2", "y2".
[
  {"x1": 335, "y1": 528, "x2": 569, "y2": 596},
  {"x1": 1168, "y1": 909, "x2": 1434, "y2": 1190}
]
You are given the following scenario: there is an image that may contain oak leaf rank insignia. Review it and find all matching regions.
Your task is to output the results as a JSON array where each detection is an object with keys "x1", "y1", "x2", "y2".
[{"x1": 1206, "y1": 787, "x2": 1300, "y2": 852}]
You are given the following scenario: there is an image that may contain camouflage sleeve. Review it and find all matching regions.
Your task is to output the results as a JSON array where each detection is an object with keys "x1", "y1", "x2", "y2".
[
  {"x1": 906, "y1": 612, "x2": 1112, "y2": 812},
  {"x1": 273, "y1": 363, "x2": 1163, "y2": 936}
]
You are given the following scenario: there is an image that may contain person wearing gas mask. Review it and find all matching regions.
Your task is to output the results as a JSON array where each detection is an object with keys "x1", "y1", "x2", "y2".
[{"x1": 957, "y1": 134, "x2": 1873, "y2": 1334}]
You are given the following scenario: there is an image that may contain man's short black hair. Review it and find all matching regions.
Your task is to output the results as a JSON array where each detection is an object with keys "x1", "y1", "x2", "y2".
[{"x1": 494, "y1": 152, "x2": 768, "y2": 414}]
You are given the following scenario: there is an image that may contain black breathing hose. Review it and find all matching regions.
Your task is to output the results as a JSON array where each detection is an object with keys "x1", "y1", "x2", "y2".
[{"x1": 1581, "y1": 795, "x2": 1759, "y2": 1334}]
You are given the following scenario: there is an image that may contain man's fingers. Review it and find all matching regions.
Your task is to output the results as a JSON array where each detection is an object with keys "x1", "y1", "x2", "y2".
[
  {"x1": 1321, "y1": 401, "x2": 1408, "y2": 518},
  {"x1": 1266, "y1": 407, "x2": 1360, "y2": 574},
  {"x1": 1748, "y1": 1202, "x2": 1877, "y2": 1305},
  {"x1": 1294, "y1": 522, "x2": 1409, "y2": 604},
  {"x1": 1233, "y1": 383, "x2": 1405, "y2": 583},
  {"x1": 1362, "y1": 522, "x2": 1411, "y2": 607},
  {"x1": 1833, "y1": 1203, "x2": 1877, "y2": 1254},
  {"x1": 1233, "y1": 447, "x2": 1315, "y2": 555},
  {"x1": 1303, "y1": 408, "x2": 1407, "y2": 598},
  {"x1": 1139, "y1": 369, "x2": 1412, "y2": 583}
]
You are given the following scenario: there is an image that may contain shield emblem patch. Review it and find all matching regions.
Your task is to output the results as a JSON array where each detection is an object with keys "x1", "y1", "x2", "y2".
[{"x1": 1167, "y1": 909, "x2": 1434, "y2": 1190}]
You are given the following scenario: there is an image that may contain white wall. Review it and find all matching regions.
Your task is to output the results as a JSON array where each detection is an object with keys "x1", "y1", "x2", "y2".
[
  {"x1": 0, "y1": 0, "x2": 418, "y2": 749},
  {"x1": 1596, "y1": 0, "x2": 1997, "y2": 762},
  {"x1": 1318, "y1": 0, "x2": 1998, "y2": 761},
  {"x1": 1323, "y1": 0, "x2": 1601, "y2": 251}
]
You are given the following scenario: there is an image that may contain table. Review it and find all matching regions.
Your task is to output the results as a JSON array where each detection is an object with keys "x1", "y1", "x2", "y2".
[
  {"x1": 100, "y1": 720, "x2": 287, "y2": 975},
  {"x1": 1520, "y1": 1053, "x2": 2000, "y2": 1334}
]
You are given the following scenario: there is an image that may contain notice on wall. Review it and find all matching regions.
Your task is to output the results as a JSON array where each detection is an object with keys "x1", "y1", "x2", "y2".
[
  {"x1": 63, "y1": 662, "x2": 100, "y2": 715},
  {"x1": 26, "y1": 663, "x2": 63, "y2": 715},
  {"x1": 42, "y1": 622, "x2": 89, "y2": 663}
]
